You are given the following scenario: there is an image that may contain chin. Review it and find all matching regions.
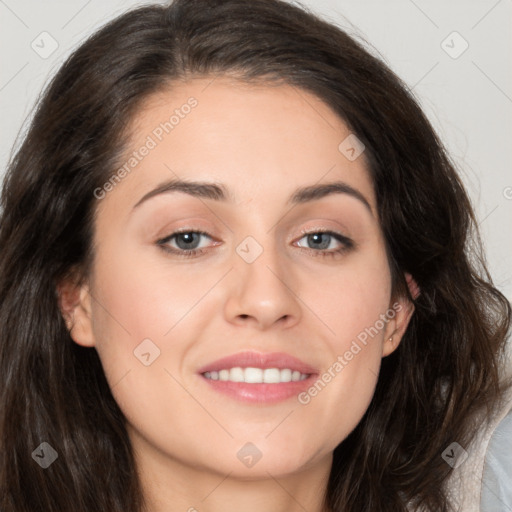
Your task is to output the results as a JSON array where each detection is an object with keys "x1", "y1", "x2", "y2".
[{"x1": 199, "y1": 437, "x2": 325, "y2": 479}]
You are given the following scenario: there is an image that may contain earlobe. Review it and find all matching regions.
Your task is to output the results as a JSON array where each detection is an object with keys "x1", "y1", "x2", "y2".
[
  {"x1": 382, "y1": 335, "x2": 401, "y2": 357},
  {"x1": 56, "y1": 278, "x2": 95, "y2": 347},
  {"x1": 381, "y1": 299, "x2": 414, "y2": 357}
]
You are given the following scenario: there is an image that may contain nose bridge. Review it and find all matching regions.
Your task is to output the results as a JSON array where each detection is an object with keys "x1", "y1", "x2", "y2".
[
  {"x1": 224, "y1": 229, "x2": 301, "y2": 328},
  {"x1": 237, "y1": 232, "x2": 285, "y2": 289}
]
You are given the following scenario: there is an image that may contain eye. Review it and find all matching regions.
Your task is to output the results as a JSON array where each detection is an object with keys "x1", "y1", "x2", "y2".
[
  {"x1": 157, "y1": 230, "x2": 216, "y2": 258},
  {"x1": 294, "y1": 230, "x2": 354, "y2": 257}
]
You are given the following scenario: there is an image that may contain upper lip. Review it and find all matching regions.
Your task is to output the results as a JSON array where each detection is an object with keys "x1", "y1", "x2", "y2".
[{"x1": 197, "y1": 351, "x2": 319, "y2": 375}]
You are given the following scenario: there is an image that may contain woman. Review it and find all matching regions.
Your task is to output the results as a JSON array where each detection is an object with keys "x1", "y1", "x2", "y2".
[{"x1": 0, "y1": 1, "x2": 510, "y2": 511}]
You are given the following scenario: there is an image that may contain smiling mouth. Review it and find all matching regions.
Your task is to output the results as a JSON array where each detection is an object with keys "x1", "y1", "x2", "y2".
[{"x1": 196, "y1": 350, "x2": 318, "y2": 403}]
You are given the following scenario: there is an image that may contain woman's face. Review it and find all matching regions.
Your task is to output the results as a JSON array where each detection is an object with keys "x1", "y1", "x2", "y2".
[{"x1": 65, "y1": 77, "x2": 414, "y2": 479}]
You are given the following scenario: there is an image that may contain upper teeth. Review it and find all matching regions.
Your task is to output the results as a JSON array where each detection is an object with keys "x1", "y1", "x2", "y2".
[{"x1": 203, "y1": 367, "x2": 309, "y2": 383}]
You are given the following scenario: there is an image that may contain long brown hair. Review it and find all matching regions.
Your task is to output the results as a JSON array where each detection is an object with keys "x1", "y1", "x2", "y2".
[{"x1": 1, "y1": 1, "x2": 510, "y2": 511}]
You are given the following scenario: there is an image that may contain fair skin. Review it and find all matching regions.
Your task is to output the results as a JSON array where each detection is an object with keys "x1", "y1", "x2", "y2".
[{"x1": 59, "y1": 76, "x2": 417, "y2": 512}]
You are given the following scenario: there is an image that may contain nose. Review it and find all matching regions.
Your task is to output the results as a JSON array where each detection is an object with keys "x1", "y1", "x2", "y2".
[{"x1": 223, "y1": 237, "x2": 302, "y2": 331}]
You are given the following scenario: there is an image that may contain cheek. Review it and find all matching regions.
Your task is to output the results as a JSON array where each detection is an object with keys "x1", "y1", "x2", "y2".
[
  {"x1": 304, "y1": 246, "x2": 392, "y2": 346},
  {"x1": 88, "y1": 249, "x2": 213, "y2": 448},
  {"x1": 90, "y1": 242, "x2": 215, "y2": 343},
  {"x1": 87, "y1": 246, "x2": 189, "y2": 385},
  {"x1": 293, "y1": 251, "x2": 392, "y2": 447}
]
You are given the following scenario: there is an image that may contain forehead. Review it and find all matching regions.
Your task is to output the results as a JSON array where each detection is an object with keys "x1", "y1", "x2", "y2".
[{"x1": 99, "y1": 76, "x2": 376, "y2": 215}]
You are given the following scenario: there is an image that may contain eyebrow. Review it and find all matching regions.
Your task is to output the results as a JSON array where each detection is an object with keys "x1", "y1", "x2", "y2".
[{"x1": 132, "y1": 179, "x2": 373, "y2": 215}]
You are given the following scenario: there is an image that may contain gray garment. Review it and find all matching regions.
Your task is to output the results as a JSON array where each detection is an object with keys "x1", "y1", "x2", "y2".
[{"x1": 480, "y1": 406, "x2": 512, "y2": 511}]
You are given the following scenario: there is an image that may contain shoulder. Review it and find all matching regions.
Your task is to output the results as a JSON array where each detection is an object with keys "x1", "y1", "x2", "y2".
[
  {"x1": 480, "y1": 403, "x2": 512, "y2": 510},
  {"x1": 444, "y1": 361, "x2": 512, "y2": 512}
]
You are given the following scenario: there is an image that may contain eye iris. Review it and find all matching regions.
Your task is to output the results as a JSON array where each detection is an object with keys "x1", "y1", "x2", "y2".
[
  {"x1": 176, "y1": 232, "x2": 200, "y2": 250},
  {"x1": 308, "y1": 233, "x2": 330, "y2": 250}
]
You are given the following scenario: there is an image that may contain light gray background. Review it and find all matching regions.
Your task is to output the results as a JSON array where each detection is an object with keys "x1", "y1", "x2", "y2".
[{"x1": 1, "y1": 0, "x2": 511, "y2": 304}]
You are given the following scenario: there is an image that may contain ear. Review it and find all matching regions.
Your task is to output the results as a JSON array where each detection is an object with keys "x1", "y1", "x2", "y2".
[
  {"x1": 405, "y1": 272, "x2": 420, "y2": 300},
  {"x1": 381, "y1": 272, "x2": 419, "y2": 357},
  {"x1": 56, "y1": 276, "x2": 95, "y2": 347}
]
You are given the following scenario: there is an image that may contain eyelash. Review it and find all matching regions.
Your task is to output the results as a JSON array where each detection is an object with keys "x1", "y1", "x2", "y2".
[{"x1": 156, "y1": 228, "x2": 354, "y2": 259}]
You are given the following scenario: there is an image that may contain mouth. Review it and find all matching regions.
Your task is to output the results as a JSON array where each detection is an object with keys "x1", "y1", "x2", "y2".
[{"x1": 197, "y1": 351, "x2": 318, "y2": 404}]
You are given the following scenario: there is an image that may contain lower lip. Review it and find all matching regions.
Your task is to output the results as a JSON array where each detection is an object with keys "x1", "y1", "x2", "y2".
[{"x1": 199, "y1": 373, "x2": 317, "y2": 404}]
